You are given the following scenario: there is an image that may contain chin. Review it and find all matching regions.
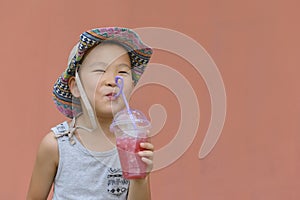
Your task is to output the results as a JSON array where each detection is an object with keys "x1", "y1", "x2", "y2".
[
  {"x1": 95, "y1": 106, "x2": 123, "y2": 119},
  {"x1": 96, "y1": 110, "x2": 114, "y2": 119}
]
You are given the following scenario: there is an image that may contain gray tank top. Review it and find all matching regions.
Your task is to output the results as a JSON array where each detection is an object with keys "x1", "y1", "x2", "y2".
[{"x1": 51, "y1": 121, "x2": 129, "y2": 200}]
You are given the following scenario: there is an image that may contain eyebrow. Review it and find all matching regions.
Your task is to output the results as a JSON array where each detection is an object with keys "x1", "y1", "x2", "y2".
[
  {"x1": 86, "y1": 62, "x2": 107, "y2": 68},
  {"x1": 118, "y1": 63, "x2": 131, "y2": 69}
]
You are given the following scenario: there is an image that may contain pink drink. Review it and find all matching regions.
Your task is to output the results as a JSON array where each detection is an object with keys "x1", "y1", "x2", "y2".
[
  {"x1": 116, "y1": 135, "x2": 148, "y2": 179},
  {"x1": 110, "y1": 109, "x2": 151, "y2": 179}
]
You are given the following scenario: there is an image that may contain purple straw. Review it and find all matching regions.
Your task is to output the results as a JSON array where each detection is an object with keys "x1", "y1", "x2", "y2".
[{"x1": 114, "y1": 76, "x2": 137, "y2": 128}]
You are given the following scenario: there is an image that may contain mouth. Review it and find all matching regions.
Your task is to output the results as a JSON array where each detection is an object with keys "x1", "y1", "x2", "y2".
[{"x1": 105, "y1": 92, "x2": 117, "y2": 100}]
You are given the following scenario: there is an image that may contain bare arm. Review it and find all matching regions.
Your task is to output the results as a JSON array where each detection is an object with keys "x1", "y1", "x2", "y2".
[
  {"x1": 27, "y1": 132, "x2": 59, "y2": 200},
  {"x1": 127, "y1": 142, "x2": 154, "y2": 200},
  {"x1": 127, "y1": 176, "x2": 151, "y2": 200}
]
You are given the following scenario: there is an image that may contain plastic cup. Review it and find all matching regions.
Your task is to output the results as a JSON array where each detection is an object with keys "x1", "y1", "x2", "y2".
[{"x1": 110, "y1": 109, "x2": 151, "y2": 179}]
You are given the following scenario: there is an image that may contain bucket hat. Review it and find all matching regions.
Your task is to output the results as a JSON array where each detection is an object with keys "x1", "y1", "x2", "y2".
[{"x1": 52, "y1": 27, "x2": 153, "y2": 118}]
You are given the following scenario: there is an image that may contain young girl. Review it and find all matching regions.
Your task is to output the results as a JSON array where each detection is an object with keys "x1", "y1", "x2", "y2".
[{"x1": 27, "y1": 27, "x2": 154, "y2": 200}]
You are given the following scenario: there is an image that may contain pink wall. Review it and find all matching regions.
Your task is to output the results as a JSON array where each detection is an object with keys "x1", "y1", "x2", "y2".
[{"x1": 1, "y1": 0, "x2": 300, "y2": 199}]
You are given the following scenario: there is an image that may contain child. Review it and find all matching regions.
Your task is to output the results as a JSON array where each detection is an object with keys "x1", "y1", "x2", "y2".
[{"x1": 27, "y1": 27, "x2": 154, "y2": 200}]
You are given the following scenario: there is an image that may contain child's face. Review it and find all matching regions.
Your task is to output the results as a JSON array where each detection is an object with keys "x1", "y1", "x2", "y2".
[{"x1": 78, "y1": 43, "x2": 134, "y2": 118}]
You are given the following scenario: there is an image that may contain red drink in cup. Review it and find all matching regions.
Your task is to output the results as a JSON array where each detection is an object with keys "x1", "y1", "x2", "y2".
[
  {"x1": 110, "y1": 109, "x2": 151, "y2": 179},
  {"x1": 111, "y1": 110, "x2": 150, "y2": 179},
  {"x1": 111, "y1": 77, "x2": 151, "y2": 179},
  {"x1": 116, "y1": 134, "x2": 148, "y2": 179}
]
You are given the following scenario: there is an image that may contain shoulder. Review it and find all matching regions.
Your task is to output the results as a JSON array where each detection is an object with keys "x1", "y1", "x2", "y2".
[
  {"x1": 37, "y1": 132, "x2": 59, "y2": 166},
  {"x1": 40, "y1": 132, "x2": 58, "y2": 149}
]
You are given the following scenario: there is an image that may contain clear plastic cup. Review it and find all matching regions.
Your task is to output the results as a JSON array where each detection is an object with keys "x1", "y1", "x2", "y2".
[{"x1": 110, "y1": 109, "x2": 151, "y2": 179}]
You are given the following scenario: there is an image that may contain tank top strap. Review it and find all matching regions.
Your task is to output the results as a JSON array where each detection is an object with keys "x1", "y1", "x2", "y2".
[
  {"x1": 51, "y1": 118, "x2": 96, "y2": 146},
  {"x1": 51, "y1": 120, "x2": 78, "y2": 145},
  {"x1": 51, "y1": 121, "x2": 70, "y2": 135}
]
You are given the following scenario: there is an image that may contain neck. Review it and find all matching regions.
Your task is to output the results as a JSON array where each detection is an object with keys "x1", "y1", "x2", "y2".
[
  {"x1": 75, "y1": 113, "x2": 113, "y2": 137},
  {"x1": 74, "y1": 114, "x2": 116, "y2": 151},
  {"x1": 97, "y1": 117, "x2": 114, "y2": 137}
]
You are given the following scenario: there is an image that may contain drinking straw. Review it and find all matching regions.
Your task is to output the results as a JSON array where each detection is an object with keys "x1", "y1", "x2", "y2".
[{"x1": 114, "y1": 76, "x2": 137, "y2": 128}]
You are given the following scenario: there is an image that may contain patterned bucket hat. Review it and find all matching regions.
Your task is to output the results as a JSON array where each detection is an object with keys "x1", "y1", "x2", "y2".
[{"x1": 53, "y1": 27, "x2": 153, "y2": 118}]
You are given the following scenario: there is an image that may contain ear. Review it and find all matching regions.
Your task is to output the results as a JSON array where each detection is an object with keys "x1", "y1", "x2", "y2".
[{"x1": 69, "y1": 77, "x2": 80, "y2": 98}]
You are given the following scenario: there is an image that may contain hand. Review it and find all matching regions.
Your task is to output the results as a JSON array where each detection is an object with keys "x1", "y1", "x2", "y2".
[{"x1": 138, "y1": 142, "x2": 154, "y2": 174}]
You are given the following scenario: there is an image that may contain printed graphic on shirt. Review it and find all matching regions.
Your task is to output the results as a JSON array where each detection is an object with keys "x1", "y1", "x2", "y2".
[{"x1": 107, "y1": 168, "x2": 129, "y2": 196}]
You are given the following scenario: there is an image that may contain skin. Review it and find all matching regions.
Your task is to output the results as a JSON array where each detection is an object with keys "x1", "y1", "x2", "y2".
[{"x1": 27, "y1": 43, "x2": 154, "y2": 200}]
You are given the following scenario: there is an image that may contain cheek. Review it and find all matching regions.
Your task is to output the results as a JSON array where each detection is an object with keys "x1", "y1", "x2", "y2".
[
  {"x1": 124, "y1": 82, "x2": 134, "y2": 97},
  {"x1": 81, "y1": 74, "x2": 100, "y2": 102}
]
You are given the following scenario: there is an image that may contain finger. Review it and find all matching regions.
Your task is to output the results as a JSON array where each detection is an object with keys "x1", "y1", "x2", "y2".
[
  {"x1": 140, "y1": 142, "x2": 154, "y2": 150},
  {"x1": 138, "y1": 151, "x2": 154, "y2": 158},
  {"x1": 141, "y1": 156, "x2": 153, "y2": 173},
  {"x1": 141, "y1": 157, "x2": 153, "y2": 166}
]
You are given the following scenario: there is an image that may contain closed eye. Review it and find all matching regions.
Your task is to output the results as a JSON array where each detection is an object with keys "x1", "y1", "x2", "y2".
[
  {"x1": 118, "y1": 71, "x2": 130, "y2": 74},
  {"x1": 93, "y1": 69, "x2": 106, "y2": 73}
]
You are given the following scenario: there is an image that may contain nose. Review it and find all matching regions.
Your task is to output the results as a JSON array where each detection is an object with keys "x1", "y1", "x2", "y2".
[
  {"x1": 106, "y1": 81, "x2": 117, "y2": 87},
  {"x1": 104, "y1": 73, "x2": 117, "y2": 87}
]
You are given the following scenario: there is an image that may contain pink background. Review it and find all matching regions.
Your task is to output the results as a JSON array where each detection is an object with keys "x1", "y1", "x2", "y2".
[{"x1": 1, "y1": 0, "x2": 300, "y2": 199}]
